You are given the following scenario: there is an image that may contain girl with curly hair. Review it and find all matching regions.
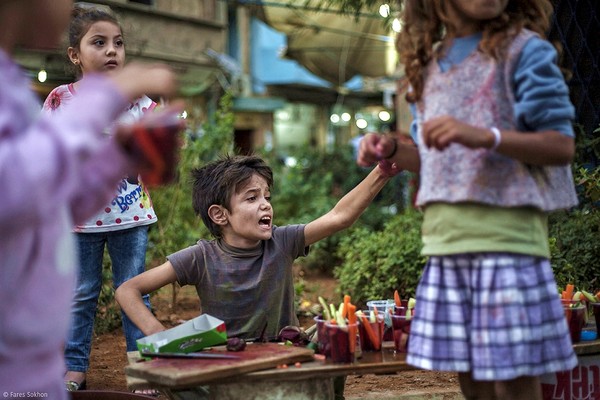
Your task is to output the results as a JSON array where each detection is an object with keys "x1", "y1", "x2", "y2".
[{"x1": 357, "y1": 1, "x2": 577, "y2": 398}]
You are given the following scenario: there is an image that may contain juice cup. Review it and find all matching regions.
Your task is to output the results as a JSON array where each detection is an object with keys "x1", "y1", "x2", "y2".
[
  {"x1": 562, "y1": 300, "x2": 586, "y2": 343},
  {"x1": 128, "y1": 111, "x2": 183, "y2": 187},
  {"x1": 326, "y1": 322, "x2": 357, "y2": 363},
  {"x1": 314, "y1": 315, "x2": 331, "y2": 357},
  {"x1": 357, "y1": 311, "x2": 384, "y2": 352},
  {"x1": 367, "y1": 300, "x2": 394, "y2": 340},
  {"x1": 390, "y1": 313, "x2": 412, "y2": 353}
]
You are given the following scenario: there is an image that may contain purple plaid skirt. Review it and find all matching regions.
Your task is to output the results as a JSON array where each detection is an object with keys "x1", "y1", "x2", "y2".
[{"x1": 406, "y1": 253, "x2": 578, "y2": 381}]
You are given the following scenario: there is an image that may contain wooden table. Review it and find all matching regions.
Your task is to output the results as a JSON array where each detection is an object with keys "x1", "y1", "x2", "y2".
[
  {"x1": 126, "y1": 339, "x2": 600, "y2": 400},
  {"x1": 125, "y1": 342, "x2": 414, "y2": 400},
  {"x1": 540, "y1": 337, "x2": 600, "y2": 400}
]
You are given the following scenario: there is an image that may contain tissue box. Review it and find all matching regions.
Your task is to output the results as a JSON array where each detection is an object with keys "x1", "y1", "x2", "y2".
[{"x1": 137, "y1": 314, "x2": 227, "y2": 354}]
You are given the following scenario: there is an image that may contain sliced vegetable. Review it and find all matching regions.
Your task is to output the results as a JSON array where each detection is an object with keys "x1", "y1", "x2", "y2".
[
  {"x1": 329, "y1": 304, "x2": 337, "y2": 322},
  {"x1": 369, "y1": 309, "x2": 376, "y2": 323},
  {"x1": 356, "y1": 310, "x2": 380, "y2": 350},
  {"x1": 573, "y1": 291, "x2": 585, "y2": 303},
  {"x1": 342, "y1": 294, "x2": 351, "y2": 319},
  {"x1": 406, "y1": 297, "x2": 416, "y2": 320},
  {"x1": 318, "y1": 296, "x2": 332, "y2": 320},
  {"x1": 563, "y1": 284, "x2": 574, "y2": 301},
  {"x1": 226, "y1": 338, "x2": 247, "y2": 352},
  {"x1": 347, "y1": 303, "x2": 357, "y2": 354},
  {"x1": 336, "y1": 310, "x2": 347, "y2": 327},
  {"x1": 394, "y1": 290, "x2": 401, "y2": 307},
  {"x1": 581, "y1": 290, "x2": 599, "y2": 303}
]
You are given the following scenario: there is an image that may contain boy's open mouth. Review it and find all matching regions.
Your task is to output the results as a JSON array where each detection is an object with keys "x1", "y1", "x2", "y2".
[{"x1": 259, "y1": 216, "x2": 271, "y2": 227}]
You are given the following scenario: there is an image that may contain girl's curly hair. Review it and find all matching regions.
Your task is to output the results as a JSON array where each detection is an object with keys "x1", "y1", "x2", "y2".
[{"x1": 396, "y1": 0, "x2": 554, "y2": 103}]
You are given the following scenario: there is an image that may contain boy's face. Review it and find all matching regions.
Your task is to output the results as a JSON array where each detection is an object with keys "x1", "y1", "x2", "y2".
[{"x1": 221, "y1": 173, "x2": 273, "y2": 248}]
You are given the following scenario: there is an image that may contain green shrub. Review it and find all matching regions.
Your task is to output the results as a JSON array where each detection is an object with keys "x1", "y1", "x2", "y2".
[
  {"x1": 334, "y1": 210, "x2": 425, "y2": 307},
  {"x1": 146, "y1": 92, "x2": 234, "y2": 263},
  {"x1": 549, "y1": 197, "x2": 600, "y2": 292},
  {"x1": 549, "y1": 123, "x2": 600, "y2": 292}
]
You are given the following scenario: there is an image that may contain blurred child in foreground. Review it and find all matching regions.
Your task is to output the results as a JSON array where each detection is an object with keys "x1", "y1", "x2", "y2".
[{"x1": 0, "y1": 1, "x2": 180, "y2": 398}]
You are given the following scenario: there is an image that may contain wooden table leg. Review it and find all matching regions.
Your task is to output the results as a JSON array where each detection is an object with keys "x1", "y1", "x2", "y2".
[{"x1": 164, "y1": 378, "x2": 335, "y2": 400}]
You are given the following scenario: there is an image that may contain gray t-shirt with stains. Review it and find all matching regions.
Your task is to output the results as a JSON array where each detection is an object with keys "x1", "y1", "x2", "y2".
[{"x1": 168, "y1": 224, "x2": 308, "y2": 340}]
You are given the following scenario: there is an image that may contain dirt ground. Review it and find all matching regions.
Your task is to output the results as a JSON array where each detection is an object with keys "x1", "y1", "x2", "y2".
[{"x1": 85, "y1": 268, "x2": 461, "y2": 398}]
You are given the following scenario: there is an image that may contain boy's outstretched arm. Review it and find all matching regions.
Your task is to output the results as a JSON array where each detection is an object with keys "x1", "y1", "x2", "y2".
[
  {"x1": 303, "y1": 164, "x2": 391, "y2": 246},
  {"x1": 115, "y1": 261, "x2": 179, "y2": 336}
]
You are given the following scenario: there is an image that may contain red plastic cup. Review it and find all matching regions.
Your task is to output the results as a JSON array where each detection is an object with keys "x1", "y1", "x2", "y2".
[
  {"x1": 128, "y1": 111, "x2": 184, "y2": 187},
  {"x1": 357, "y1": 311, "x2": 384, "y2": 352},
  {"x1": 367, "y1": 300, "x2": 394, "y2": 341},
  {"x1": 314, "y1": 315, "x2": 331, "y2": 357},
  {"x1": 562, "y1": 300, "x2": 586, "y2": 343},
  {"x1": 325, "y1": 322, "x2": 357, "y2": 363},
  {"x1": 390, "y1": 313, "x2": 412, "y2": 353}
]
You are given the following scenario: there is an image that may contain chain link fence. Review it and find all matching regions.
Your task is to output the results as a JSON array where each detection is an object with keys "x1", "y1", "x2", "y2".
[{"x1": 549, "y1": 0, "x2": 600, "y2": 141}]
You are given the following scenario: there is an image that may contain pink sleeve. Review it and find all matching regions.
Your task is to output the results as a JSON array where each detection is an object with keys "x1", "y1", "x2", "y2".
[{"x1": 0, "y1": 75, "x2": 131, "y2": 226}]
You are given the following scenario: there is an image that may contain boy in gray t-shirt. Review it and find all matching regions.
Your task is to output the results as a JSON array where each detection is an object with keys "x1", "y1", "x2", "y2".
[{"x1": 116, "y1": 154, "x2": 392, "y2": 340}]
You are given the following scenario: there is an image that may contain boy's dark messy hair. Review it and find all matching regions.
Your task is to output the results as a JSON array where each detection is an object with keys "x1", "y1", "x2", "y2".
[{"x1": 191, "y1": 155, "x2": 273, "y2": 238}]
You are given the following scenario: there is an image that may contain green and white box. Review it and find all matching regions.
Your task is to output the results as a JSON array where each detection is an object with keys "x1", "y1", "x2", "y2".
[{"x1": 137, "y1": 314, "x2": 227, "y2": 354}]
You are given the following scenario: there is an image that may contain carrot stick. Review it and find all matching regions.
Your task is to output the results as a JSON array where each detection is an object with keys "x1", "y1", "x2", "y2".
[
  {"x1": 347, "y1": 304, "x2": 357, "y2": 354},
  {"x1": 394, "y1": 290, "x2": 401, "y2": 307},
  {"x1": 348, "y1": 304, "x2": 357, "y2": 324},
  {"x1": 565, "y1": 284, "x2": 574, "y2": 300},
  {"x1": 359, "y1": 314, "x2": 380, "y2": 350},
  {"x1": 342, "y1": 294, "x2": 351, "y2": 318}
]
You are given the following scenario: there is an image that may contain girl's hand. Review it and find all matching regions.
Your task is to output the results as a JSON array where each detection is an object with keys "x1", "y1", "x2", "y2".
[
  {"x1": 423, "y1": 116, "x2": 494, "y2": 151},
  {"x1": 356, "y1": 133, "x2": 396, "y2": 167},
  {"x1": 378, "y1": 159, "x2": 402, "y2": 177}
]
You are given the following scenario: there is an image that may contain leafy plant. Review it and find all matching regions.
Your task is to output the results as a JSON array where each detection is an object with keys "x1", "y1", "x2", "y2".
[
  {"x1": 334, "y1": 210, "x2": 425, "y2": 308},
  {"x1": 548, "y1": 123, "x2": 600, "y2": 291},
  {"x1": 146, "y1": 92, "x2": 235, "y2": 263},
  {"x1": 549, "y1": 208, "x2": 600, "y2": 292}
]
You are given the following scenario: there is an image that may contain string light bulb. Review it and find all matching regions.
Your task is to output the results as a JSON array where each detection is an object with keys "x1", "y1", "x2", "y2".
[{"x1": 37, "y1": 69, "x2": 47, "y2": 83}]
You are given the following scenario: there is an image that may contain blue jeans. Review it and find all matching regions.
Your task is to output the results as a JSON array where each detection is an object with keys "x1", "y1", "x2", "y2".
[{"x1": 64, "y1": 225, "x2": 152, "y2": 372}]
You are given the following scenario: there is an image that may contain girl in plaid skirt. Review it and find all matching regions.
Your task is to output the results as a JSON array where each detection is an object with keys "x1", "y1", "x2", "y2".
[{"x1": 357, "y1": 1, "x2": 578, "y2": 398}]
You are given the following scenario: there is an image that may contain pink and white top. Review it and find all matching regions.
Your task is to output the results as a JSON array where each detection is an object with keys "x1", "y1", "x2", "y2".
[{"x1": 43, "y1": 83, "x2": 158, "y2": 232}]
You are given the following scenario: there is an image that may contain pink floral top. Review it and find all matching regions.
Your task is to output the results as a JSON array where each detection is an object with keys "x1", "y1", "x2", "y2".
[
  {"x1": 43, "y1": 83, "x2": 158, "y2": 232},
  {"x1": 415, "y1": 30, "x2": 578, "y2": 212}
]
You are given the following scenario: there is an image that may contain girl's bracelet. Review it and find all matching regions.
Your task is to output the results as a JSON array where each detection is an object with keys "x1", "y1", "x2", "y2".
[
  {"x1": 490, "y1": 127, "x2": 501, "y2": 151},
  {"x1": 385, "y1": 137, "x2": 398, "y2": 159}
]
